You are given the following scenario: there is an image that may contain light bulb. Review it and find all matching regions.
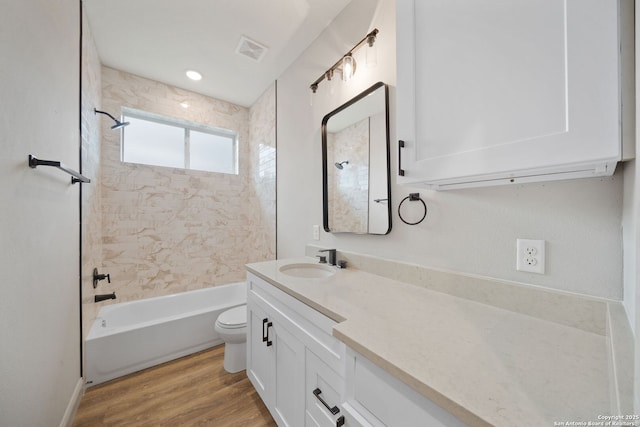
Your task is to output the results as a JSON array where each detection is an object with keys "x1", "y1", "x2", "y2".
[
  {"x1": 342, "y1": 55, "x2": 356, "y2": 82},
  {"x1": 366, "y1": 43, "x2": 378, "y2": 68},
  {"x1": 326, "y1": 70, "x2": 336, "y2": 95},
  {"x1": 309, "y1": 83, "x2": 318, "y2": 106}
]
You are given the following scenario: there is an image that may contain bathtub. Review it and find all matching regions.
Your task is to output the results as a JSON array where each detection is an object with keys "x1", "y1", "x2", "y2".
[{"x1": 85, "y1": 282, "x2": 246, "y2": 386}]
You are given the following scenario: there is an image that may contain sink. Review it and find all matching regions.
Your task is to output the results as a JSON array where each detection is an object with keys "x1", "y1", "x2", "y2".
[{"x1": 279, "y1": 263, "x2": 335, "y2": 279}]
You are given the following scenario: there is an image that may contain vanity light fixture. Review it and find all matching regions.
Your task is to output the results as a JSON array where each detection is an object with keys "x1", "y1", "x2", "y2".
[
  {"x1": 186, "y1": 70, "x2": 202, "y2": 81},
  {"x1": 309, "y1": 28, "x2": 378, "y2": 94}
]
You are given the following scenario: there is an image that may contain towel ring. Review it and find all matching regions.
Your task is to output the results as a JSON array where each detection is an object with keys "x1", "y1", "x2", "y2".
[{"x1": 398, "y1": 193, "x2": 427, "y2": 225}]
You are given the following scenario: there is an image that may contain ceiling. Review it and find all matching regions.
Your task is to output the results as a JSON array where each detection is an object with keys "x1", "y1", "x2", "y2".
[{"x1": 83, "y1": 0, "x2": 352, "y2": 107}]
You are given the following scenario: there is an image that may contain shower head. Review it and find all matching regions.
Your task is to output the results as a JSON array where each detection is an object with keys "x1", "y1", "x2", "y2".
[
  {"x1": 334, "y1": 160, "x2": 349, "y2": 170},
  {"x1": 110, "y1": 120, "x2": 130, "y2": 130},
  {"x1": 94, "y1": 108, "x2": 130, "y2": 130}
]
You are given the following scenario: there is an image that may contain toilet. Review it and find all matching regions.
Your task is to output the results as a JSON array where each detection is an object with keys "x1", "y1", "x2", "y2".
[{"x1": 214, "y1": 305, "x2": 247, "y2": 373}]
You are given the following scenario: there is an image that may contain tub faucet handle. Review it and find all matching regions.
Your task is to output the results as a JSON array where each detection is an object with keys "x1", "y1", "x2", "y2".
[{"x1": 93, "y1": 268, "x2": 111, "y2": 288}]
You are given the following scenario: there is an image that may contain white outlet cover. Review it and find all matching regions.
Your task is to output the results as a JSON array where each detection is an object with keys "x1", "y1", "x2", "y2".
[{"x1": 516, "y1": 239, "x2": 545, "y2": 274}]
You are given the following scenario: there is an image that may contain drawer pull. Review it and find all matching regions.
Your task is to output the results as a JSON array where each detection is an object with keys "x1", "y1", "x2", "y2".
[{"x1": 313, "y1": 388, "x2": 340, "y2": 415}]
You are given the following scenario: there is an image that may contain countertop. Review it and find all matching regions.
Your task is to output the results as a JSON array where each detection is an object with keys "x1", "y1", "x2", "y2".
[{"x1": 246, "y1": 257, "x2": 610, "y2": 427}]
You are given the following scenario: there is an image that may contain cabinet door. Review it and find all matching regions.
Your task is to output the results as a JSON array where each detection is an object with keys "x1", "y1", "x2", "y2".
[
  {"x1": 272, "y1": 321, "x2": 306, "y2": 427},
  {"x1": 247, "y1": 297, "x2": 275, "y2": 407},
  {"x1": 397, "y1": 0, "x2": 621, "y2": 188}
]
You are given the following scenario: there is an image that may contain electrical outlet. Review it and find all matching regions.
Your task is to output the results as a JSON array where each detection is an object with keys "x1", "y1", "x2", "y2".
[
  {"x1": 516, "y1": 239, "x2": 545, "y2": 274},
  {"x1": 312, "y1": 225, "x2": 320, "y2": 241}
]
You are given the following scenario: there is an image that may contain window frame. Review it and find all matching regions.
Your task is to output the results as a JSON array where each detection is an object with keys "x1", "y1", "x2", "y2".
[{"x1": 120, "y1": 107, "x2": 239, "y2": 175}]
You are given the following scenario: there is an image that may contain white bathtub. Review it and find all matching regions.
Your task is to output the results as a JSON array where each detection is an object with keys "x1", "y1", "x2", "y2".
[{"x1": 85, "y1": 282, "x2": 246, "y2": 386}]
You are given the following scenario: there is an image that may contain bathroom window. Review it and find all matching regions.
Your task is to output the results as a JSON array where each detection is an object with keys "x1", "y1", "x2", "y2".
[{"x1": 121, "y1": 108, "x2": 238, "y2": 174}]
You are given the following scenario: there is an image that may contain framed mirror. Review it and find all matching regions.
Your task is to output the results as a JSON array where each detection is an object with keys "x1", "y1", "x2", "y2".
[{"x1": 322, "y1": 82, "x2": 391, "y2": 234}]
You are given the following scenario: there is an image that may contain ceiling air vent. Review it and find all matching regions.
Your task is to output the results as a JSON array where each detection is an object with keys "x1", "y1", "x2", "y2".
[{"x1": 235, "y1": 35, "x2": 268, "y2": 62}]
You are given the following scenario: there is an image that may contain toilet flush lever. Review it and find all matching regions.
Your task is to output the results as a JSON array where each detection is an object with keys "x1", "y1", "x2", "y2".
[{"x1": 93, "y1": 268, "x2": 111, "y2": 289}]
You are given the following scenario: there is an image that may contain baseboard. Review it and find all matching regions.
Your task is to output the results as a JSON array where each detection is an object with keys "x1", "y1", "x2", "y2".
[{"x1": 59, "y1": 377, "x2": 84, "y2": 427}]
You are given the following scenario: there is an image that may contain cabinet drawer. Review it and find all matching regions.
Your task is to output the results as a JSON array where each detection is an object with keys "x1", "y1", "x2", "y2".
[{"x1": 305, "y1": 349, "x2": 345, "y2": 427}]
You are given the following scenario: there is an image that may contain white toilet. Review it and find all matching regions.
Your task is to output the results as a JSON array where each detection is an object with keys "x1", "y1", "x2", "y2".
[{"x1": 214, "y1": 304, "x2": 247, "y2": 373}]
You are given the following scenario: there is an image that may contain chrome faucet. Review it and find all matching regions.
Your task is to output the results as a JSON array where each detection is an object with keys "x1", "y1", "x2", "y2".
[{"x1": 318, "y1": 249, "x2": 336, "y2": 266}]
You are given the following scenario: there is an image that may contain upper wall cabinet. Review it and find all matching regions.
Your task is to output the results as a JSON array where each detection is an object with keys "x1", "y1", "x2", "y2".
[{"x1": 396, "y1": 0, "x2": 634, "y2": 190}]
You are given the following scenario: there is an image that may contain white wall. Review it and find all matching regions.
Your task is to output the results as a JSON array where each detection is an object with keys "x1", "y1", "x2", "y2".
[
  {"x1": 633, "y1": 1, "x2": 640, "y2": 413},
  {"x1": 0, "y1": 0, "x2": 82, "y2": 426},
  {"x1": 277, "y1": 0, "x2": 624, "y2": 300}
]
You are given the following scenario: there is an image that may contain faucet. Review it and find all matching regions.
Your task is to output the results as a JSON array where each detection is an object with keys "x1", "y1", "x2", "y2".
[
  {"x1": 93, "y1": 267, "x2": 111, "y2": 289},
  {"x1": 95, "y1": 292, "x2": 116, "y2": 303},
  {"x1": 318, "y1": 249, "x2": 336, "y2": 266}
]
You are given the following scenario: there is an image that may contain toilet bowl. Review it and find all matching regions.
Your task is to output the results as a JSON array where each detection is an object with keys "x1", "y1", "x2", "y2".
[{"x1": 214, "y1": 304, "x2": 247, "y2": 373}]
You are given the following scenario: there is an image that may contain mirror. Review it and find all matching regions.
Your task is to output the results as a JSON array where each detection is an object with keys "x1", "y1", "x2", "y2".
[{"x1": 322, "y1": 82, "x2": 391, "y2": 234}]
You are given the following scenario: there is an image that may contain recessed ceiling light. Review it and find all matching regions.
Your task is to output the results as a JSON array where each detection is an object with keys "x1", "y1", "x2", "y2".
[
  {"x1": 186, "y1": 70, "x2": 202, "y2": 81},
  {"x1": 180, "y1": 101, "x2": 189, "y2": 109}
]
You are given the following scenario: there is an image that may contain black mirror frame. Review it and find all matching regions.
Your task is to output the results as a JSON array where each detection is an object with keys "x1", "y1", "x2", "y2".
[{"x1": 321, "y1": 81, "x2": 392, "y2": 235}]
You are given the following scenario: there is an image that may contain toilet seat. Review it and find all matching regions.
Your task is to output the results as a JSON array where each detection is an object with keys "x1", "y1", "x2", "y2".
[{"x1": 216, "y1": 305, "x2": 246, "y2": 329}]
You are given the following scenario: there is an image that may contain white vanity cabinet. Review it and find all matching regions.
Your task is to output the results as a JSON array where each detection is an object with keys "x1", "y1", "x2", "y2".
[
  {"x1": 247, "y1": 291, "x2": 305, "y2": 426},
  {"x1": 396, "y1": 0, "x2": 633, "y2": 189},
  {"x1": 246, "y1": 271, "x2": 470, "y2": 427},
  {"x1": 246, "y1": 273, "x2": 347, "y2": 427}
]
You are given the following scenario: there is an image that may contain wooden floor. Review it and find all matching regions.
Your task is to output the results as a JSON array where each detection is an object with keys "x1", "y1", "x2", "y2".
[{"x1": 72, "y1": 345, "x2": 276, "y2": 427}]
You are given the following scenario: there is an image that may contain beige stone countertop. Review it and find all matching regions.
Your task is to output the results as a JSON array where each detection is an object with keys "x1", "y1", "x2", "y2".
[{"x1": 246, "y1": 258, "x2": 609, "y2": 427}]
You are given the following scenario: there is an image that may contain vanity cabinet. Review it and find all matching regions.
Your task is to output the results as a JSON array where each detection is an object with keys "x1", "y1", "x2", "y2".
[
  {"x1": 246, "y1": 271, "x2": 470, "y2": 426},
  {"x1": 396, "y1": 0, "x2": 633, "y2": 189},
  {"x1": 246, "y1": 273, "x2": 347, "y2": 427},
  {"x1": 247, "y1": 292, "x2": 305, "y2": 426}
]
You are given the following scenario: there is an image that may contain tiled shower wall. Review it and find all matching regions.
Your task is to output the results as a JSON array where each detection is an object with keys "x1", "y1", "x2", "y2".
[
  {"x1": 92, "y1": 67, "x2": 275, "y2": 315},
  {"x1": 327, "y1": 118, "x2": 369, "y2": 232},
  {"x1": 249, "y1": 84, "x2": 277, "y2": 255}
]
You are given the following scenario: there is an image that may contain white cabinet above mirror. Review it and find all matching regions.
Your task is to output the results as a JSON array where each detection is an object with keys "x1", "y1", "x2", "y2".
[{"x1": 396, "y1": 0, "x2": 634, "y2": 190}]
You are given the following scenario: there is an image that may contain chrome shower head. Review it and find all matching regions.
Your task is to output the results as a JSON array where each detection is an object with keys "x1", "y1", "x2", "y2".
[
  {"x1": 94, "y1": 108, "x2": 130, "y2": 130},
  {"x1": 335, "y1": 160, "x2": 349, "y2": 170}
]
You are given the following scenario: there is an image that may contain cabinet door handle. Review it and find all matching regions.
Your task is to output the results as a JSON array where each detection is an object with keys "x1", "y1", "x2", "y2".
[
  {"x1": 336, "y1": 416, "x2": 345, "y2": 427},
  {"x1": 262, "y1": 318, "x2": 268, "y2": 342},
  {"x1": 265, "y1": 322, "x2": 273, "y2": 347},
  {"x1": 313, "y1": 388, "x2": 340, "y2": 415},
  {"x1": 398, "y1": 140, "x2": 405, "y2": 176}
]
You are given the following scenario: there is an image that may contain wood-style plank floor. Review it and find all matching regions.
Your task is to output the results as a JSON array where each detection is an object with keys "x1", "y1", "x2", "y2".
[{"x1": 72, "y1": 345, "x2": 276, "y2": 427}]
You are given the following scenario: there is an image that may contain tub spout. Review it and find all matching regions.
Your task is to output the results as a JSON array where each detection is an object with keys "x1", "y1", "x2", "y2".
[{"x1": 95, "y1": 292, "x2": 116, "y2": 303}]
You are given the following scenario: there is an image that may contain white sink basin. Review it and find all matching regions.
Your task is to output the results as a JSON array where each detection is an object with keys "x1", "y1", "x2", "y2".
[{"x1": 279, "y1": 263, "x2": 335, "y2": 279}]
